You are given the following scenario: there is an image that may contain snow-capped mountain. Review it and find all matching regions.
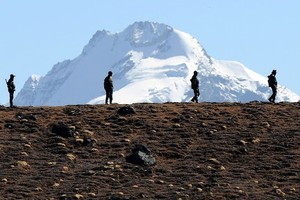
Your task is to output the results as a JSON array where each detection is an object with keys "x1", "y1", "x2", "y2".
[{"x1": 15, "y1": 21, "x2": 299, "y2": 106}]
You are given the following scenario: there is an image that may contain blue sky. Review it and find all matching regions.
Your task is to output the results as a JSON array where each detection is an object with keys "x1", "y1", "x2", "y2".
[{"x1": 1, "y1": 0, "x2": 299, "y2": 104}]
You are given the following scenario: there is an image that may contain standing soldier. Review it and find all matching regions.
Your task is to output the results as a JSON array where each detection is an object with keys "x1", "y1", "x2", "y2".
[
  {"x1": 190, "y1": 71, "x2": 200, "y2": 103},
  {"x1": 6, "y1": 74, "x2": 16, "y2": 108},
  {"x1": 104, "y1": 71, "x2": 113, "y2": 104},
  {"x1": 268, "y1": 70, "x2": 277, "y2": 103}
]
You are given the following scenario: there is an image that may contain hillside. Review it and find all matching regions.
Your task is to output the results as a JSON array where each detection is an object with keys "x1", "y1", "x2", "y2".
[{"x1": 0, "y1": 102, "x2": 299, "y2": 199}]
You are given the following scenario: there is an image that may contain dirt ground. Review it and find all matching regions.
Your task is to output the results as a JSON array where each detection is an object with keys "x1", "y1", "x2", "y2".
[{"x1": 0, "y1": 102, "x2": 299, "y2": 199}]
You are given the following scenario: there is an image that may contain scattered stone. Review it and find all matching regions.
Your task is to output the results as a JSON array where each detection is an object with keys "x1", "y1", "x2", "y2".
[
  {"x1": 66, "y1": 153, "x2": 76, "y2": 161},
  {"x1": 16, "y1": 113, "x2": 37, "y2": 121},
  {"x1": 53, "y1": 182, "x2": 60, "y2": 187},
  {"x1": 252, "y1": 138, "x2": 261, "y2": 144},
  {"x1": 4, "y1": 123, "x2": 14, "y2": 129},
  {"x1": 208, "y1": 158, "x2": 221, "y2": 165},
  {"x1": 261, "y1": 122, "x2": 270, "y2": 128},
  {"x1": 35, "y1": 187, "x2": 43, "y2": 192},
  {"x1": 275, "y1": 188, "x2": 285, "y2": 197},
  {"x1": 75, "y1": 138, "x2": 84, "y2": 144},
  {"x1": 62, "y1": 166, "x2": 69, "y2": 173},
  {"x1": 48, "y1": 162, "x2": 57, "y2": 166},
  {"x1": 74, "y1": 193, "x2": 84, "y2": 199},
  {"x1": 88, "y1": 193, "x2": 96, "y2": 197},
  {"x1": 17, "y1": 161, "x2": 31, "y2": 171},
  {"x1": 64, "y1": 107, "x2": 82, "y2": 116},
  {"x1": 83, "y1": 129, "x2": 94, "y2": 136},
  {"x1": 117, "y1": 106, "x2": 136, "y2": 116},
  {"x1": 173, "y1": 123, "x2": 181, "y2": 128},
  {"x1": 20, "y1": 152, "x2": 29, "y2": 156},
  {"x1": 237, "y1": 140, "x2": 247, "y2": 146},
  {"x1": 57, "y1": 143, "x2": 66, "y2": 147}
]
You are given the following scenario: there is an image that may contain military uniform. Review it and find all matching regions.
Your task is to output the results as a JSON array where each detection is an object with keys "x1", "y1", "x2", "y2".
[{"x1": 104, "y1": 71, "x2": 113, "y2": 104}]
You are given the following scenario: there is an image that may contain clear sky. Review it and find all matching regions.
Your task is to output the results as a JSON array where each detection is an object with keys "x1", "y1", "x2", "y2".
[{"x1": 1, "y1": 0, "x2": 299, "y2": 104}]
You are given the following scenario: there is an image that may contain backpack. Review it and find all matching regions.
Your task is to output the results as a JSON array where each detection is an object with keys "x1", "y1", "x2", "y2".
[
  {"x1": 104, "y1": 76, "x2": 113, "y2": 90},
  {"x1": 267, "y1": 75, "x2": 272, "y2": 87}
]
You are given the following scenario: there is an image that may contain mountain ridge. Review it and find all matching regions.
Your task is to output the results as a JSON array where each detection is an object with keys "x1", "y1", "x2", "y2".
[{"x1": 15, "y1": 21, "x2": 299, "y2": 106}]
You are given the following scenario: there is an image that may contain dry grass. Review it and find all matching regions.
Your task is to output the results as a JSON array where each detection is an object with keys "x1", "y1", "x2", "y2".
[{"x1": 0, "y1": 102, "x2": 299, "y2": 199}]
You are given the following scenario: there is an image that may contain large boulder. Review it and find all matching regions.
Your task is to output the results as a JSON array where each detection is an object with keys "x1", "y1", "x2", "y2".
[
  {"x1": 117, "y1": 106, "x2": 136, "y2": 116},
  {"x1": 51, "y1": 123, "x2": 73, "y2": 138},
  {"x1": 126, "y1": 144, "x2": 156, "y2": 166}
]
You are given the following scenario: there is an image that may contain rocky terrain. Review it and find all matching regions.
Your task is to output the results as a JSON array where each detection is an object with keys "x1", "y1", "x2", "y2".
[{"x1": 0, "y1": 102, "x2": 299, "y2": 199}]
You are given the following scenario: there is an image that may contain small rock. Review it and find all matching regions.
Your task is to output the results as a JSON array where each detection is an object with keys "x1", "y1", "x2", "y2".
[
  {"x1": 48, "y1": 162, "x2": 56, "y2": 166},
  {"x1": 35, "y1": 187, "x2": 43, "y2": 191},
  {"x1": 53, "y1": 182, "x2": 60, "y2": 187},
  {"x1": 74, "y1": 194, "x2": 84, "y2": 199},
  {"x1": 69, "y1": 126, "x2": 76, "y2": 131},
  {"x1": 88, "y1": 193, "x2": 96, "y2": 197},
  {"x1": 275, "y1": 188, "x2": 285, "y2": 197},
  {"x1": 173, "y1": 123, "x2": 181, "y2": 128},
  {"x1": 208, "y1": 158, "x2": 221, "y2": 165},
  {"x1": 262, "y1": 122, "x2": 270, "y2": 127},
  {"x1": 252, "y1": 138, "x2": 261, "y2": 144},
  {"x1": 20, "y1": 152, "x2": 29, "y2": 156},
  {"x1": 67, "y1": 153, "x2": 76, "y2": 161},
  {"x1": 62, "y1": 166, "x2": 69, "y2": 173},
  {"x1": 75, "y1": 138, "x2": 84, "y2": 143},
  {"x1": 221, "y1": 125, "x2": 227, "y2": 130},
  {"x1": 17, "y1": 161, "x2": 31, "y2": 171},
  {"x1": 83, "y1": 130, "x2": 94, "y2": 136},
  {"x1": 237, "y1": 140, "x2": 247, "y2": 146}
]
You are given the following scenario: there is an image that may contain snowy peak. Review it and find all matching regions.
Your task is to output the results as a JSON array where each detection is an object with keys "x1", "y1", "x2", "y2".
[
  {"x1": 82, "y1": 30, "x2": 112, "y2": 54},
  {"x1": 122, "y1": 21, "x2": 173, "y2": 47},
  {"x1": 15, "y1": 21, "x2": 300, "y2": 106}
]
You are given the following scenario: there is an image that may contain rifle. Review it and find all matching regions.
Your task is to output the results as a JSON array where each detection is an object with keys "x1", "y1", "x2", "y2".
[{"x1": 5, "y1": 79, "x2": 10, "y2": 90}]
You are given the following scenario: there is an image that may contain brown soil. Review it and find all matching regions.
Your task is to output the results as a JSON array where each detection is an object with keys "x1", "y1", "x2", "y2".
[{"x1": 0, "y1": 102, "x2": 299, "y2": 199}]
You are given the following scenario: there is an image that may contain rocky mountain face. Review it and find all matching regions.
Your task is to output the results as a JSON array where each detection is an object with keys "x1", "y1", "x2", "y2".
[{"x1": 15, "y1": 21, "x2": 299, "y2": 106}]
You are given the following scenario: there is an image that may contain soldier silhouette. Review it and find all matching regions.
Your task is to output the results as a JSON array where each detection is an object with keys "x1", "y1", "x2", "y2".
[
  {"x1": 267, "y1": 70, "x2": 277, "y2": 103},
  {"x1": 6, "y1": 74, "x2": 16, "y2": 108},
  {"x1": 104, "y1": 71, "x2": 113, "y2": 104},
  {"x1": 190, "y1": 71, "x2": 200, "y2": 103}
]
